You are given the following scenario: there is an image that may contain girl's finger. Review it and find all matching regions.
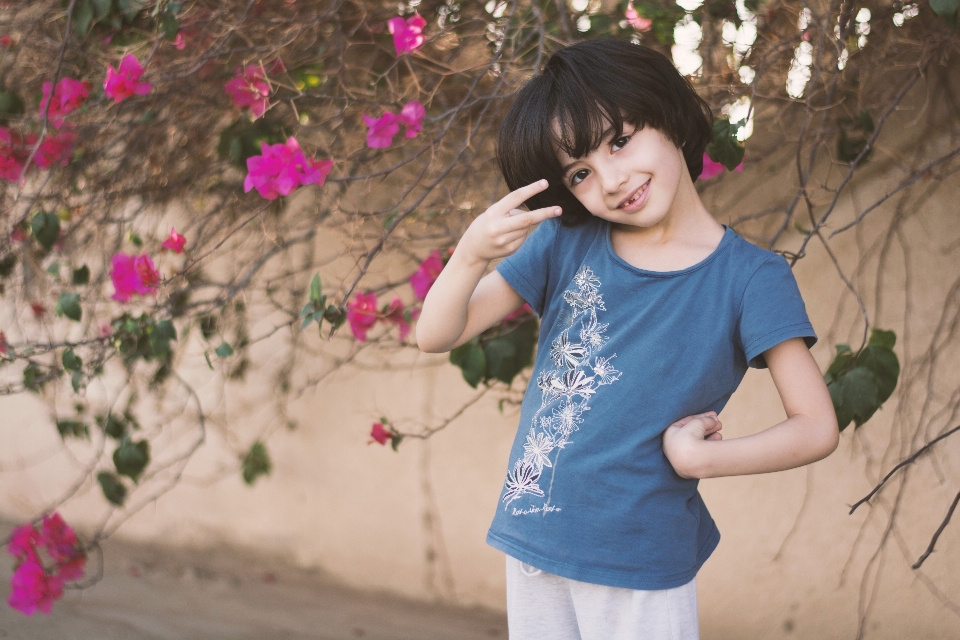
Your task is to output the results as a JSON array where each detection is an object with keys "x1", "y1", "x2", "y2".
[
  {"x1": 495, "y1": 180, "x2": 550, "y2": 214},
  {"x1": 503, "y1": 206, "x2": 562, "y2": 232}
]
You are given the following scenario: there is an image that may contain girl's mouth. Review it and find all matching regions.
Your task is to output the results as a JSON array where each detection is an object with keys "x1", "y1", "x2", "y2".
[{"x1": 618, "y1": 179, "x2": 650, "y2": 211}]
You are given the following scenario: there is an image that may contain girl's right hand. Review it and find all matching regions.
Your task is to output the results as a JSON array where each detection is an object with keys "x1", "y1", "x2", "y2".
[{"x1": 456, "y1": 179, "x2": 562, "y2": 264}]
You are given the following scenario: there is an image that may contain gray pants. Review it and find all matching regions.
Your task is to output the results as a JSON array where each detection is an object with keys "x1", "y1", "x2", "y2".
[{"x1": 506, "y1": 556, "x2": 700, "y2": 640}]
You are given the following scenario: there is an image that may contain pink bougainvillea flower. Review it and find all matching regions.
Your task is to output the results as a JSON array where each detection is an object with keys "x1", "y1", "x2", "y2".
[
  {"x1": 383, "y1": 296, "x2": 419, "y2": 341},
  {"x1": 39, "y1": 513, "x2": 79, "y2": 565},
  {"x1": 362, "y1": 112, "x2": 399, "y2": 149},
  {"x1": 0, "y1": 35, "x2": 13, "y2": 48},
  {"x1": 0, "y1": 126, "x2": 30, "y2": 183},
  {"x1": 0, "y1": 330, "x2": 6, "y2": 354},
  {"x1": 10, "y1": 227, "x2": 28, "y2": 243},
  {"x1": 34, "y1": 130, "x2": 77, "y2": 169},
  {"x1": 161, "y1": 227, "x2": 187, "y2": 253},
  {"x1": 30, "y1": 301, "x2": 46, "y2": 318},
  {"x1": 368, "y1": 422, "x2": 393, "y2": 445},
  {"x1": 625, "y1": 1, "x2": 653, "y2": 31},
  {"x1": 244, "y1": 137, "x2": 332, "y2": 200},
  {"x1": 346, "y1": 291, "x2": 378, "y2": 341},
  {"x1": 8, "y1": 559, "x2": 63, "y2": 616},
  {"x1": 363, "y1": 101, "x2": 426, "y2": 148},
  {"x1": 111, "y1": 253, "x2": 160, "y2": 302},
  {"x1": 268, "y1": 59, "x2": 287, "y2": 75},
  {"x1": 103, "y1": 54, "x2": 152, "y2": 104},
  {"x1": 173, "y1": 32, "x2": 186, "y2": 50},
  {"x1": 39, "y1": 78, "x2": 90, "y2": 128},
  {"x1": 387, "y1": 13, "x2": 427, "y2": 55},
  {"x1": 224, "y1": 64, "x2": 271, "y2": 118},
  {"x1": 409, "y1": 249, "x2": 444, "y2": 300},
  {"x1": 700, "y1": 153, "x2": 744, "y2": 180},
  {"x1": 8, "y1": 523, "x2": 40, "y2": 562},
  {"x1": 398, "y1": 100, "x2": 426, "y2": 139}
]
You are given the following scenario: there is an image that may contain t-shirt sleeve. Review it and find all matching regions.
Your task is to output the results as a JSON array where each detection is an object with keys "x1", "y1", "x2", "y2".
[
  {"x1": 738, "y1": 255, "x2": 817, "y2": 369},
  {"x1": 494, "y1": 218, "x2": 559, "y2": 317}
]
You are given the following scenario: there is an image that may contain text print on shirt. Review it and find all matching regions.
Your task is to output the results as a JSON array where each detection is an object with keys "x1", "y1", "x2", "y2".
[{"x1": 501, "y1": 265, "x2": 622, "y2": 515}]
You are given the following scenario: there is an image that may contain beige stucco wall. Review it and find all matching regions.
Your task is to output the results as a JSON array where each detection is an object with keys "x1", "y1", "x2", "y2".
[{"x1": 2, "y1": 67, "x2": 960, "y2": 638}]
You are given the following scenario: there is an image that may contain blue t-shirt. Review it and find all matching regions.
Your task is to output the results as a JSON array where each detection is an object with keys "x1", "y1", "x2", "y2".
[{"x1": 487, "y1": 216, "x2": 816, "y2": 590}]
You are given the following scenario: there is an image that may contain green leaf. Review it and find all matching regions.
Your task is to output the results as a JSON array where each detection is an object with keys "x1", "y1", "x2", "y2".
[
  {"x1": 114, "y1": 438, "x2": 150, "y2": 482},
  {"x1": 129, "y1": 232, "x2": 143, "y2": 247},
  {"x1": 97, "y1": 471, "x2": 127, "y2": 506},
  {"x1": 160, "y1": 12, "x2": 179, "y2": 39},
  {"x1": 706, "y1": 118, "x2": 745, "y2": 171},
  {"x1": 215, "y1": 342, "x2": 234, "y2": 358},
  {"x1": 309, "y1": 274, "x2": 322, "y2": 303},
  {"x1": 450, "y1": 341, "x2": 486, "y2": 388},
  {"x1": 323, "y1": 305, "x2": 345, "y2": 330},
  {"x1": 62, "y1": 348, "x2": 82, "y2": 372},
  {"x1": 73, "y1": 0, "x2": 94, "y2": 36},
  {"x1": 484, "y1": 338, "x2": 517, "y2": 384},
  {"x1": 56, "y1": 419, "x2": 89, "y2": 439},
  {"x1": 91, "y1": 0, "x2": 112, "y2": 20},
  {"x1": 71, "y1": 371, "x2": 83, "y2": 393},
  {"x1": 241, "y1": 441, "x2": 271, "y2": 485},
  {"x1": 95, "y1": 413, "x2": 128, "y2": 439},
  {"x1": 930, "y1": 0, "x2": 960, "y2": 17},
  {"x1": 0, "y1": 89, "x2": 25, "y2": 126},
  {"x1": 118, "y1": 0, "x2": 148, "y2": 21},
  {"x1": 23, "y1": 362, "x2": 43, "y2": 391},
  {"x1": 868, "y1": 328, "x2": 896, "y2": 350},
  {"x1": 31, "y1": 211, "x2": 61, "y2": 251},
  {"x1": 390, "y1": 434, "x2": 404, "y2": 451},
  {"x1": 824, "y1": 344, "x2": 854, "y2": 383},
  {"x1": 56, "y1": 292, "x2": 82, "y2": 321},
  {"x1": 72, "y1": 265, "x2": 90, "y2": 285}
]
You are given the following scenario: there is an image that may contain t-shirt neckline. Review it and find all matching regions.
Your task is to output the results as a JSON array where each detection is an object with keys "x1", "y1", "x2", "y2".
[{"x1": 604, "y1": 221, "x2": 735, "y2": 277}]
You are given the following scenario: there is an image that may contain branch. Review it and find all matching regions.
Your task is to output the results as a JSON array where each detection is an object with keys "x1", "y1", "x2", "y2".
[
  {"x1": 912, "y1": 490, "x2": 960, "y2": 569},
  {"x1": 850, "y1": 424, "x2": 960, "y2": 515}
]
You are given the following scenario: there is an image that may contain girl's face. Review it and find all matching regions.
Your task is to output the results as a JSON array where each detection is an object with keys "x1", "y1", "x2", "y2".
[{"x1": 555, "y1": 123, "x2": 687, "y2": 230}]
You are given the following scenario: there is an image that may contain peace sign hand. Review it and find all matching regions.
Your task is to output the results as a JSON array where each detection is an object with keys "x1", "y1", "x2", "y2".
[{"x1": 457, "y1": 179, "x2": 562, "y2": 265}]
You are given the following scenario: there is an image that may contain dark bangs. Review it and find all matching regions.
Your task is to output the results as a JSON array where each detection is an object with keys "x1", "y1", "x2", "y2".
[{"x1": 497, "y1": 40, "x2": 714, "y2": 225}]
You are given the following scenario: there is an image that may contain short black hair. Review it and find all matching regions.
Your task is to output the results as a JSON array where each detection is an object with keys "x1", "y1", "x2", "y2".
[{"x1": 497, "y1": 39, "x2": 714, "y2": 226}]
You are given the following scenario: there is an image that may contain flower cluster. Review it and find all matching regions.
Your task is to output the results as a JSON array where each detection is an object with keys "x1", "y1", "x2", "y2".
[
  {"x1": 161, "y1": 227, "x2": 186, "y2": 253},
  {"x1": 224, "y1": 64, "x2": 271, "y2": 118},
  {"x1": 346, "y1": 292, "x2": 418, "y2": 342},
  {"x1": 39, "y1": 77, "x2": 90, "y2": 128},
  {"x1": 244, "y1": 137, "x2": 333, "y2": 200},
  {"x1": 409, "y1": 249, "x2": 445, "y2": 300},
  {"x1": 0, "y1": 127, "x2": 77, "y2": 183},
  {"x1": 104, "y1": 54, "x2": 152, "y2": 104},
  {"x1": 8, "y1": 513, "x2": 86, "y2": 616},
  {"x1": 363, "y1": 101, "x2": 426, "y2": 149},
  {"x1": 387, "y1": 13, "x2": 427, "y2": 56},
  {"x1": 111, "y1": 253, "x2": 160, "y2": 302}
]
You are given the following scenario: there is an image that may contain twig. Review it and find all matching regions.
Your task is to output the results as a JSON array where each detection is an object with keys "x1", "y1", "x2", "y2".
[
  {"x1": 850, "y1": 424, "x2": 960, "y2": 514},
  {"x1": 912, "y1": 490, "x2": 960, "y2": 569}
]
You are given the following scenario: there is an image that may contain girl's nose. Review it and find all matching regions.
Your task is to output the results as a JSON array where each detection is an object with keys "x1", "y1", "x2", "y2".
[{"x1": 599, "y1": 167, "x2": 628, "y2": 195}]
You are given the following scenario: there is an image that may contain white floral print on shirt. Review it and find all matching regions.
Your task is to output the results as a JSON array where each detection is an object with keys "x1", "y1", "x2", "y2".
[{"x1": 502, "y1": 266, "x2": 621, "y2": 511}]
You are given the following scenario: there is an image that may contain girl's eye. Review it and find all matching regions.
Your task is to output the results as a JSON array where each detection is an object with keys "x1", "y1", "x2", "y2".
[
  {"x1": 612, "y1": 135, "x2": 630, "y2": 151},
  {"x1": 570, "y1": 169, "x2": 589, "y2": 186}
]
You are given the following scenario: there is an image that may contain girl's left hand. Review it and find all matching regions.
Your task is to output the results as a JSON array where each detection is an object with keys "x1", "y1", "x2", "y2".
[{"x1": 662, "y1": 412, "x2": 723, "y2": 479}]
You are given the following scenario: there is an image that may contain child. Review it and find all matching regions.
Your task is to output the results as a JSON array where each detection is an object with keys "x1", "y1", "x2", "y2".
[{"x1": 416, "y1": 39, "x2": 838, "y2": 639}]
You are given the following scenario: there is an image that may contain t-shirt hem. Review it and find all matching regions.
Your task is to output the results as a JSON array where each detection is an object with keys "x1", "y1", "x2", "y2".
[
  {"x1": 745, "y1": 322, "x2": 817, "y2": 369},
  {"x1": 486, "y1": 527, "x2": 721, "y2": 591}
]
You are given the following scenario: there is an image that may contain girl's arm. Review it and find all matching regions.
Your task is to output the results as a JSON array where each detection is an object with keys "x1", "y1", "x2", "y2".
[
  {"x1": 416, "y1": 180, "x2": 562, "y2": 354},
  {"x1": 662, "y1": 337, "x2": 840, "y2": 479}
]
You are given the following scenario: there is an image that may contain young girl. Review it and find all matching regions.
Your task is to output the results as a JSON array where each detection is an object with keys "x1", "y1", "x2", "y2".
[{"x1": 416, "y1": 39, "x2": 839, "y2": 639}]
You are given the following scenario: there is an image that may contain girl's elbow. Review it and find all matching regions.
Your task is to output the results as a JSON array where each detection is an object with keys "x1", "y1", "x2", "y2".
[{"x1": 815, "y1": 413, "x2": 840, "y2": 459}]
